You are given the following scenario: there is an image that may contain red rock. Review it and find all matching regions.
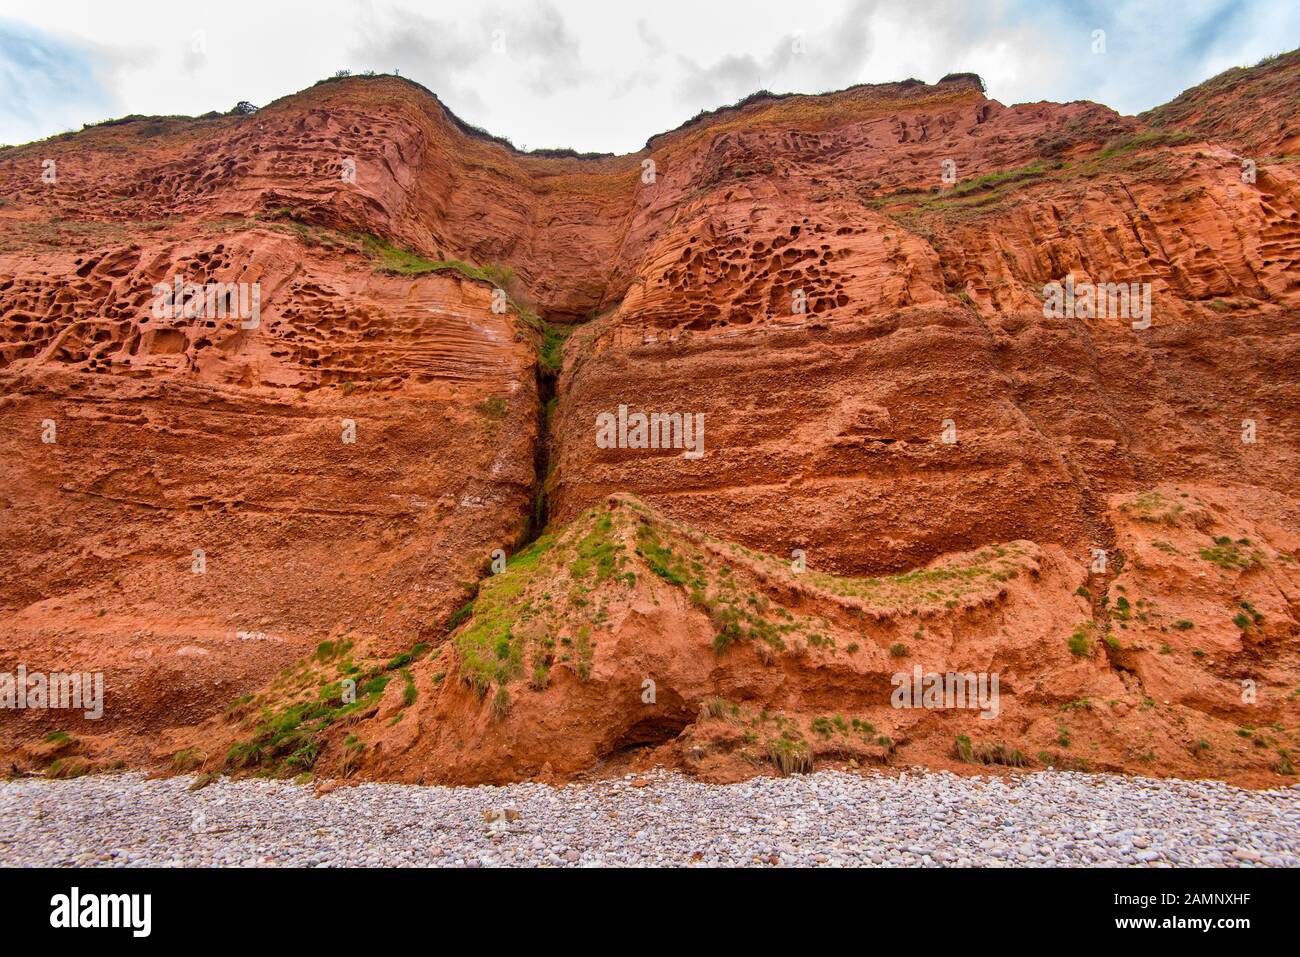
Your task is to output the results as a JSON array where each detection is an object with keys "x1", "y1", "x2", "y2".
[{"x1": 0, "y1": 53, "x2": 1297, "y2": 787}]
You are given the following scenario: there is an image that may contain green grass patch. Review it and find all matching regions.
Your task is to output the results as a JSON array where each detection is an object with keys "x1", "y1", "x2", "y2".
[
  {"x1": 362, "y1": 235, "x2": 513, "y2": 284},
  {"x1": 636, "y1": 523, "x2": 688, "y2": 586},
  {"x1": 955, "y1": 735, "x2": 1030, "y2": 768},
  {"x1": 452, "y1": 535, "x2": 559, "y2": 694},
  {"x1": 1068, "y1": 624, "x2": 1094, "y2": 658},
  {"x1": 1199, "y1": 537, "x2": 1262, "y2": 572},
  {"x1": 538, "y1": 322, "x2": 573, "y2": 373},
  {"x1": 569, "y1": 513, "x2": 621, "y2": 583}
]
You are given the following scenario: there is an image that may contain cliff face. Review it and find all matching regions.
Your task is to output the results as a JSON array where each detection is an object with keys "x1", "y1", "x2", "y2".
[
  {"x1": 0, "y1": 97, "x2": 544, "y2": 752},
  {"x1": 1, "y1": 53, "x2": 1297, "y2": 785}
]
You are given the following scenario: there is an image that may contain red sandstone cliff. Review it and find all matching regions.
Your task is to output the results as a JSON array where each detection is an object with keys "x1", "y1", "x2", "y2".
[{"x1": 1, "y1": 52, "x2": 1297, "y2": 785}]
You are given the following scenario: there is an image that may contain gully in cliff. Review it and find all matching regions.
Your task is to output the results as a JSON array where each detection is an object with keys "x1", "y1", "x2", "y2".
[{"x1": 595, "y1": 405, "x2": 705, "y2": 459}]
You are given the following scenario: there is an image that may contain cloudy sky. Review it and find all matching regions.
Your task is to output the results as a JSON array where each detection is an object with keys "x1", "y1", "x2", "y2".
[{"x1": 1, "y1": 0, "x2": 1296, "y2": 152}]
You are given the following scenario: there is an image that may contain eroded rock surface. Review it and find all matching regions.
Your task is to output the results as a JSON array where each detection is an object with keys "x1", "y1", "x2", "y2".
[{"x1": 1, "y1": 54, "x2": 1297, "y2": 785}]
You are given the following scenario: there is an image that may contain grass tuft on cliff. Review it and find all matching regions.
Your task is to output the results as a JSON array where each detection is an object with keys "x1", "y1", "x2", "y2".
[{"x1": 214, "y1": 636, "x2": 433, "y2": 778}]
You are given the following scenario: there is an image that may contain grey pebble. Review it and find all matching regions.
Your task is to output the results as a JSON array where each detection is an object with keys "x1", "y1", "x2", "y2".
[{"x1": 0, "y1": 768, "x2": 1295, "y2": 868}]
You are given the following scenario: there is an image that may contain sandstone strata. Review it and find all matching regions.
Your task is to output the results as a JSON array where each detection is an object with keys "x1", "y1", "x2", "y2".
[{"x1": 1, "y1": 53, "x2": 1297, "y2": 785}]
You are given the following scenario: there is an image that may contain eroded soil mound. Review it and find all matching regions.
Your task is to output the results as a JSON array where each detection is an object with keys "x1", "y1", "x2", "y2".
[{"x1": 153, "y1": 491, "x2": 1298, "y2": 787}]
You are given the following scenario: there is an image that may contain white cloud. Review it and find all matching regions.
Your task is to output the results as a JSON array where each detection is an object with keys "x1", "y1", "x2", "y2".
[{"x1": 0, "y1": 0, "x2": 1295, "y2": 151}]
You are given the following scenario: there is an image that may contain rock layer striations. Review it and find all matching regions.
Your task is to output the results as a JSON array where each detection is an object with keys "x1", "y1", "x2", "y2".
[{"x1": 1, "y1": 54, "x2": 1297, "y2": 785}]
